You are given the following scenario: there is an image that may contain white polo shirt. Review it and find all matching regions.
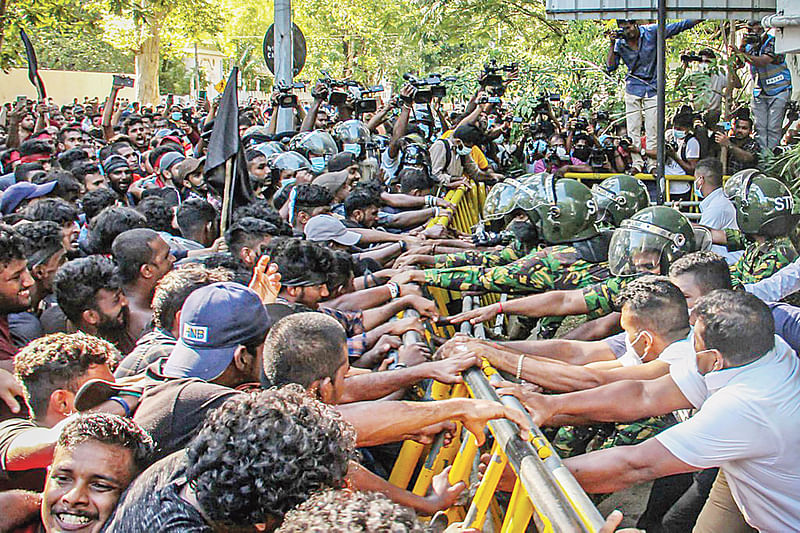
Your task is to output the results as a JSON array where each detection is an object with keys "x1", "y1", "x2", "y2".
[{"x1": 658, "y1": 336, "x2": 800, "y2": 533}]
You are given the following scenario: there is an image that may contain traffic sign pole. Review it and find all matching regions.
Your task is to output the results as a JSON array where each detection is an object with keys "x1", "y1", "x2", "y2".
[{"x1": 274, "y1": 0, "x2": 294, "y2": 133}]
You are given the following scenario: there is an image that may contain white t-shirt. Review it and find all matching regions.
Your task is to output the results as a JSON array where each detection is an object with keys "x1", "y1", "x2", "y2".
[
  {"x1": 381, "y1": 148, "x2": 400, "y2": 184},
  {"x1": 665, "y1": 134, "x2": 700, "y2": 194},
  {"x1": 659, "y1": 336, "x2": 800, "y2": 532}
]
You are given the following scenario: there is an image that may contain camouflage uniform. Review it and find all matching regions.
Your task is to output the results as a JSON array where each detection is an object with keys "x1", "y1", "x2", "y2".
[
  {"x1": 724, "y1": 229, "x2": 798, "y2": 288},
  {"x1": 432, "y1": 240, "x2": 527, "y2": 269},
  {"x1": 553, "y1": 415, "x2": 677, "y2": 458},
  {"x1": 580, "y1": 275, "x2": 632, "y2": 320},
  {"x1": 423, "y1": 245, "x2": 611, "y2": 295}
]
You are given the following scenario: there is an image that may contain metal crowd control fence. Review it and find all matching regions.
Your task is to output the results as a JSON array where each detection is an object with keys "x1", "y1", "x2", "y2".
[{"x1": 388, "y1": 295, "x2": 605, "y2": 531}]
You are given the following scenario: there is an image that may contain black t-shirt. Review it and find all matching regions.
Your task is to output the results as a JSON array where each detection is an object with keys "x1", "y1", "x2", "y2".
[
  {"x1": 0, "y1": 417, "x2": 46, "y2": 491},
  {"x1": 133, "y1": 365, "x2": 239, "y2": 461},
  {"x1": 104, "y1": 451, "x2": 210, "y2": 533}
]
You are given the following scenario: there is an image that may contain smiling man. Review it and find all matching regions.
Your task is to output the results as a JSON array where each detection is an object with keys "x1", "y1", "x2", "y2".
[
  {"x1": 0, "y1": 225, "x2": 35, "y2": 371},
  {"x1": 41, "y1": 413, "x2": 153, "y2": 533}
]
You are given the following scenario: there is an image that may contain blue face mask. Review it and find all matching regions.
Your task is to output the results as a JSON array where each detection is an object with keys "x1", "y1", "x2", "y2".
[
  {"x1": 310, "y1": 157, "x2": 326, "y2": 173},
  {"x1": 694, "y1": 178, "x2": 704, "y2": 199},
  {"x1": 418, "y1": 124, "x2": 430, "y2": 138},
  {"x1": 343, "y1": 143, "x2": 362, "y2": 158},
  {"x1": 673, "y1": 130, "x2": 687, "y2": 140},
  {"x1": 170, "y1": 112, "x2": 182, "y2": 122}
]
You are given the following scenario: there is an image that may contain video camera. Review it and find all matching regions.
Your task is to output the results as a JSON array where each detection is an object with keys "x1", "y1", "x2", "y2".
[
  {"x1": 355, "y1": 85, "x2": 384, "y2": 114},
  {"x1": 680, "y1": 51, "x2": 705, "y2": 63},
  {"x1": 402, "y1": 73, "x2": 456, "y2": 104},
  {"x1": 589, "y1": 146, "x2": 607, "y2": 169},
  {"x1": 276, "y1": 82, "x2": 305, "y2": 108},
  {"x1": 480, "y1": 59, "x2": 518, "y2": 97},
  {"x1": 607, "y1": 29, "x2": 625, "y2": 40},
  {"x1": 317, "y1": 71, "x2": 359, "y2": 106},
  {"x1": 743, "y1": 32, "x2": 761, "y2": 45}
]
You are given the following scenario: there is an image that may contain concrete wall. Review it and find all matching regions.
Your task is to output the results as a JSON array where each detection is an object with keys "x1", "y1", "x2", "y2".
[{"x1": 0, "y1": 69, "x2": 137, "y2": 106}]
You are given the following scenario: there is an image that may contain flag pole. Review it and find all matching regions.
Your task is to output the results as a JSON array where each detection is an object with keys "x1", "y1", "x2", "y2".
[{"x1": 220, "y1": 158, "x2": 234, "y2": 235}]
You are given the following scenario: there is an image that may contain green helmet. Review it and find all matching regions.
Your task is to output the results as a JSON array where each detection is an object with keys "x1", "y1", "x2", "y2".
[
  {"x1": 735, "y1": 175, "x2": 795, "y2": 236},
  {"x1": 482, "y1": 173, "x2": 550, "y2": 221},
  {"x1": 608, "y1": 206, "x2": 698, "y2": 277},
  {"x1": 591, "y1": 174, "x2": 650, "y2": 227},
  {"x1": 723, "y1": 168, "x2": 764, "y2": 200},
  {"x1": 515, "y1": 174, "x2": 599, "y2": 244},
  {"x1": 483, "y1": 180, "x2": 521, "y2": 221}
]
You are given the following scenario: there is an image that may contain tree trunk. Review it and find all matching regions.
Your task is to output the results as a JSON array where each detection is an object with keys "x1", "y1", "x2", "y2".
[
  {"x1": 135, "y1": 20, "x2": 161, "y2": 105},
  {"x1": 0, "y1": 0, "x2": 8, "y2": 66}
]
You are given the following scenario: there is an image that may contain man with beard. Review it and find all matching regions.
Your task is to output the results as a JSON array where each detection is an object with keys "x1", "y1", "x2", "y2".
[
  {"x1": 100, "y1": 156, "x2": 134, "y2": 206},
  {"x1": 50, "y1": 256, "x2": 135, "y2": 354},
  {"x1": 112, "y1": 230, "x2": 176, "y2": 340},
  {"x1": 0, "y1": 413, "x2": 154, "y2": 532},
  {"x1": 0, "y1": 226, "x2": 35, "y2": 371},
  {"x1": 713, "y1": 116, "x2": 760, "y2": 174}
]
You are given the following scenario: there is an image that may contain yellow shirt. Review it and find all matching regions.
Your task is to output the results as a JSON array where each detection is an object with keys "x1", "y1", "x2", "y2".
[{"x1": 440, "y1": 129, "x2": 489, "y2": 170}]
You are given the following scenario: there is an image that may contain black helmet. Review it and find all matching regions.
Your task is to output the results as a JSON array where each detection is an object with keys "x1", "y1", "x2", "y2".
[
  {"x1": 333, "y1": 119, "x2": 372, "y2": 161},
  {"x1": 288, "y1": 130, "x2": 338, "y2": 174}
]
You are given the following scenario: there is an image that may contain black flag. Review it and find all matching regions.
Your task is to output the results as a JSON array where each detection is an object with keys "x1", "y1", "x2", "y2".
[
  {"x1": 19, "y1": 29, "x2": 46, "y2": 100},
  {"x1": 204, "y1": 67, "x2": 253, "y2": 229}
]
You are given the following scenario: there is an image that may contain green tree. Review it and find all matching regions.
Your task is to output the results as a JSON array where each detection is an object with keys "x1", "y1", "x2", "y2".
[{"x1": 102, "y1": 0, "x2": 222, "y2": 104}]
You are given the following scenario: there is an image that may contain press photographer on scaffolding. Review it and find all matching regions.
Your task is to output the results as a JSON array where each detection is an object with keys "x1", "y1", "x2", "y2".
[{"x1": 606, "y1": 19, "x2": 702, "y2": 173}]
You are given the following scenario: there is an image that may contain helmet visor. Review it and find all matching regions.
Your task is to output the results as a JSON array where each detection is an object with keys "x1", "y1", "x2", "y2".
[
  {"x1": 483, "y1": 182, "x2": 518, "y2": 220},
  {"x1": 608, "y1": 227, "x2": 670, "y2": 276}
]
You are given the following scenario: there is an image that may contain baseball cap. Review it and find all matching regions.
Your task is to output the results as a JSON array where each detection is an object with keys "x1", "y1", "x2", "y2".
[
  {"x1": 0, "y1": 181, "x2": 57, "y2": 215},
  {"x1": 326, "y1": 152, "x2": 357, "y2": 172},
  {"x1": 159, "y1": 151, "x2": 186, "y2": 172},
  {"x1": 304, "y1": 214, "x2": 361, "y2": 246},
  {"x1": 163, "y1": 282, "x2": 270, "y2": 381},
  {"x1": 312, "y1": 170, "x2": 349, "y2": 196},
  {"x1": 174, "y1": 157, "x2": 203, "y2": 182}
]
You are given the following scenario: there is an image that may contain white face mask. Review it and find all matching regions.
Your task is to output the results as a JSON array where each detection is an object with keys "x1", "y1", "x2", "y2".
[
  {"x1": 456, "y1": 144, "x2": 472, "y2": 156},
  {"x1": 624, "y1": 330, "x2": 652, "y2": 364}
]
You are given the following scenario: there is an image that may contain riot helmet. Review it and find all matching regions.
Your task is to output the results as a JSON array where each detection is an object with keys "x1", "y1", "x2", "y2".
[
  {"x1": 592, "y1": 174, "x2": 651, "y2": 227},
  {"x1": 608, "y1": 206, "x2": 698, "y2": 277}
]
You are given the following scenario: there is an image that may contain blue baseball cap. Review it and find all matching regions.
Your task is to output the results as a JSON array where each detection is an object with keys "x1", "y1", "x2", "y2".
[
  {"x1": 0, "y1": 181, "x2": 57, "y2": 215},
  {"x1": 163, "y1": 282, "x2": 270, "y2": 381}
]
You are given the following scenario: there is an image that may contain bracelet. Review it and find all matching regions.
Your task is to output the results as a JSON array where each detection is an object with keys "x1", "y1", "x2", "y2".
[
  {"x1": 395, "y1": 362, "x2": 408, "y2": 369},
  {"x1": 431, "y1": 244, "x2": 437, "y2": 255},
  {"x1": 387, "y1": 282, "x2": 400, "y2": 299},
  {"x1": 424, "y1": 195, "x2": 435, "y2": 207},
  {"x1": 515, "y1": 354, "x2": 525, "y2": 381},
  {"x1": 398, "y1": 240, "x2": 407, "y2": 252},
  {"x1": 497, "y1": 301, "x2": 504, "y2": 314},
  {"x1": 109, "y1": 396, "x2": 132, "y2": 418}
]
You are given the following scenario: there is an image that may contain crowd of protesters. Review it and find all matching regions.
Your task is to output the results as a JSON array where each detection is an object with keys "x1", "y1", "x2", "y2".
[{"x1": 0, "y1": 16, "x2": 796, "y2": 533}]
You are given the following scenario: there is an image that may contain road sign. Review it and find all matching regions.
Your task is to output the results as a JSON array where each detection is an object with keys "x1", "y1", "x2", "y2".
[{"x1": 263, "y1": 23, "x2": 306, "y2": 77}]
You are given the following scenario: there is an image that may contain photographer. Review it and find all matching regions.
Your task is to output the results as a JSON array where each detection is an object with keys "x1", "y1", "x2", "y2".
[
  {"x1": 714, "y1": 115, "x2": 760, "y2": 174},
  {"x1": 739, "y1": 20, "x2": 793, "y2": 150},
  {"x1": 607, "y1": 19, "x2": 701, "y2": 173},
  {"x1": 430, "y1": 124, "x2": 503, "y2": 187},
  {"x1": 646, "y1": 112, "x2": 700, "y2": 197},
  {"x1": 532, "y1": 134, "x2": 592, "y2": 176},
  {"x1": 675, "y1": 49, "x2": 739, "y2": 113}
]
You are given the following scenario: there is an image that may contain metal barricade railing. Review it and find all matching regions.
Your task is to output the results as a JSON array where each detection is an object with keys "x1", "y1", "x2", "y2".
[{"x1": 389, "y1": 295, "x2": 605, "y2": 532}]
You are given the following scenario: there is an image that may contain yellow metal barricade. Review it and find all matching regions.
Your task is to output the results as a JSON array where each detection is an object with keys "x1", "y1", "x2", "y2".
[{"x1": 389, "y1": 295, "x2": 606, "y2": 532}]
